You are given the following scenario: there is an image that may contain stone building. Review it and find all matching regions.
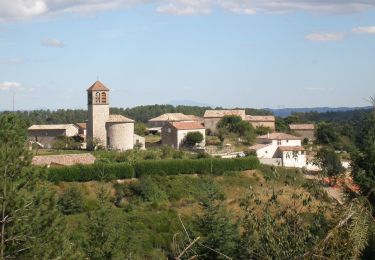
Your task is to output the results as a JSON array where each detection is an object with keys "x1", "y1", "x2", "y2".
[
  {"x1": 162, "y1": 121, "x2": 206, "y2": 149},
  {"x1": 203, "y1": 110, "x2": 246, "y2": 133},
  {"x1": 28, "y1": 124, "x2": 79, "y2": 148},
  {"x1": 87, "y1": 81, "x2": 139, "y2": 151},
  {"x1": 245, "y1": 115, "x2": 275, "y2": 131},
  {"x1": 289, "y1": 124, "x2": 315, "y2": 140}
]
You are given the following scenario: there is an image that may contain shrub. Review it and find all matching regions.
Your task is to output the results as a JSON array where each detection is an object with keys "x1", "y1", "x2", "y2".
[
  {"x1": 184, "y1": 132, "x2": 204, "y2": 147},
  {"x1": 58, "y1": 186, "x2": 84, "y2": 215},
  {"x1": 47, "y1": 163, "x2": 135, "y2": 183}
]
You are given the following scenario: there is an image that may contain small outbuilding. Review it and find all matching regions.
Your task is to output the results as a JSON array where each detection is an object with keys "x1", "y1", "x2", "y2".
[
  {"x1": 245, "y1": 115, "x2": 276, "y2": 131},
  {"x1": 289, "y1": 124, "x2": 315, "y2": 140},
  {"x1": 28, "y1": 124, "x2": 79, "y2": 148},
  {"x1": 162, "y1": 121, "x2": 206, "y2": 149}
]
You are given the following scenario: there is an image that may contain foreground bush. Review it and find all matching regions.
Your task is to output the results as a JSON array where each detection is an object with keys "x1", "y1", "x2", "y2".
[{"x1": 47, "y1": 163, "x2": 135, "y2": 183}]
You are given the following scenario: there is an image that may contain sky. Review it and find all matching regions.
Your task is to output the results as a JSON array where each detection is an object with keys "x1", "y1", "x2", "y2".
[{"x1": 0, "y1": 0, "x2": 375, "y2": 111}]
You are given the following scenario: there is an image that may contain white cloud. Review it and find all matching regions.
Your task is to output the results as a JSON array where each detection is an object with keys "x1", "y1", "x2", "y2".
[
  {"x1": 0, "y1": 0, "x2": 374, "y2": 21},
  {"x1": 305, "y1": 32, "x2": 345, "y2": 42},
  {"x1": 0, "y1": 81, "x2": 21, "y2": 90},
  {"x1": 157, "y1": 0, "x2": 211, "y2": 15},
  {"x1": 352, "y1": 26, "x2": 375, "y2": 34},
  {"x1": 0, "y1": 58, "x2": 27, "y2": 64},
  {"x1": 42, "y1": 38, "x2": 64, "y2": 47}
]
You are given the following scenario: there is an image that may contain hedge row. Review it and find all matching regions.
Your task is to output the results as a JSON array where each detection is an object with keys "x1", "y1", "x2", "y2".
[
  {"x1": 47, "y1": 163, "x2": 134, "y2": 183},
  {"x1": 47, "y1": 157, "x2": 260, "y2": 183},
  {"x1": 133, "y1": 157, "x2": 260, "y2": 177}
]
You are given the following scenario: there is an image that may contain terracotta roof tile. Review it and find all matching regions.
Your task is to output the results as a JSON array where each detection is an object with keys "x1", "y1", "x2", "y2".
[
  {"x1": 149, "y1": 113, "x2": 192, "y2": 122},
  {"x1": 289, "y1": 124, "x2": 315, "y2": 130},
  {"x1": 75, "y1": 123, "x2": 87, "y2": 129},
  {"x1": 28, "y1": 124, "x2": 78, "y2": 131},
  {"x1": 249, "y1": 143, "x2": 272, "y2": 150},
  {"x1": 258, "y1": 132, "x2": 303, "y2": 140},
  {"x1": 245, "y1": 115, "x2": 275, "y2": 122},
  {"x1": 107, "y1": 115, "x2": 134, "y2": 123},
  {"x1": 204, "y1": 110, "x2": 246, "y2": 118},
  {"x1": 171, "y1": 121, "x2": 205, "y2": 130},
  {"x1": 87, "y1": 80, "x2": 110, "y2": 91},
  {"x1": 278, "y1": 146, "x2": 305, "y2": 152}
]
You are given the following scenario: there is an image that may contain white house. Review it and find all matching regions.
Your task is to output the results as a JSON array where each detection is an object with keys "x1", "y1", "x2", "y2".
[
  {"x1": 249, "y1": 133, "x2": 306, "y2": 168},
  {"x1": 162, "y1": 121, "x2": 206, "y2": 149}
]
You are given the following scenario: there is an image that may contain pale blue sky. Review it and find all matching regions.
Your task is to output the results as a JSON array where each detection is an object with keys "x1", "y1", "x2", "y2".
[{"x1": 0, "y1": 1, "x2": 374, "y2": 110}]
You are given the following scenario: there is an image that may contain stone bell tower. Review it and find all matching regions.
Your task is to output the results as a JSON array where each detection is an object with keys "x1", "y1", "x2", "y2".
[{"x1": 87, "y1": 81, "x2": 110, "y2": 149}]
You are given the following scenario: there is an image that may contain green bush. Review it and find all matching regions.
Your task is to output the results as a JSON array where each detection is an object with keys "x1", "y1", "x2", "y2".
[
  {"x1": 58, "y1": 186, "x2": 84, "y2": 215},
  {"x1": 46, "y1": 157, "x2": 259, "y2": 183},
  {"x1": 134, "y1": 157, "x2": 259, "y2": 177},
  {"x1": 47, "y1": 163, "x2": 134, "y2": 183}
]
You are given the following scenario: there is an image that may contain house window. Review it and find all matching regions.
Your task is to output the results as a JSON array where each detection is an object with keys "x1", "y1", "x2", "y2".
[
  {"x1": 95, "y1": 92, "x2": 100, "y2": 104},
  {"x1": 101, "y1": 92, "x2": 107, "y2": 104},
  {"x1": 277, "y1": 140, "x2": 281, "y2": 145},
  {"x1": 286, "y1": 140, "x2": 289, "y2": 143}
]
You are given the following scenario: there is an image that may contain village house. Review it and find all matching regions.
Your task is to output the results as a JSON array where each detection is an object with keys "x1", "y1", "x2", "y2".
[
  {"x1": 28, "y1": 124, "x2": 79, "y2": 148},
  {"x1": 245, "y1": 115, "x2": 276, "y2": 131},
  {"x1": 249, "y1": 132, "x2": 306, "y2": 168},
  {"x1": 203, "y1": 110, "x2": 246, "y2": 133},
  {"x1": 289, "y1": 124, "x2": 315, "y2": 140},
  {"x1": 162, "y1": 121, "x2": 206, "y2": 149}
]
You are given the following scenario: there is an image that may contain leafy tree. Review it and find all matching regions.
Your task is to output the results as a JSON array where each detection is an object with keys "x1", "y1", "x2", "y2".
[
  {"x1": 135, "y1": 122, "x2": 147, "y2": 136},
  {"x1": 217, "y1": 115, "x2": 256, "y2": 144},
  {"x1": 184, "y1": 132, "x2": 204, "y2": 147},
  {"x1": 0, "y1": 114, "x2": 75, "y2": 258},
  {"x1": 315, "y1": 147, "x2": 345, "y2": 186},
  {"x1": 255, "y1": 126, "x2": 271, "y2": 136},
  {"x1": 315, "y1": 122, "x2": 340, "y2": 146},
  {"x1": 58, "y1": 186, "x2": 84, "y2": 215}
]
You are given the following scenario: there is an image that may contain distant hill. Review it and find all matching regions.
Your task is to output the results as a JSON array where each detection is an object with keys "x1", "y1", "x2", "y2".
[{"x1": 267, "y1": 106, "x2": 372, "y2": 117}]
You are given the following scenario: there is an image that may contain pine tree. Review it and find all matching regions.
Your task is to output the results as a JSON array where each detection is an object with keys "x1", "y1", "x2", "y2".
[
  {"x1": 194, "y1": 181, "x2": 239, "y2": 259},
  {"x1": 83, "y1": 184, "x2": 118, "y2": 259},
  {"x1": 0, "y1": 114, "x2": 76, "y2": 258}
]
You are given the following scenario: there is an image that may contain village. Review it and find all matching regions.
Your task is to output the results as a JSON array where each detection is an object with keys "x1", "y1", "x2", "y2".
[{"x1": 26, "y1": 80, "x2": 322, "y2": 169}]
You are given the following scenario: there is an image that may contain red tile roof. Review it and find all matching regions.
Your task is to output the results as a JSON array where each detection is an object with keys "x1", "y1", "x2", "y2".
[
  {"x1": 171, "y1": 121, "x2": 205, "y2": 130},
  {"x1": 204, "y1": 110, "x2": 246, "y2": 118},
  {"x1": 258, "y1": 132, "x2": 303, "y2": 140},
  {"x1": 75, "y1": 123, "x2": 87, "y2": 129},
  {"x1": 245, "y1": 115, "x2": 275, "y2": 122},
  {"x1": 149, "y1": 113, "x2": 192, "y2": 122},
  {"x1": 249, "y1": 143, "x2": 272, "y2": 150},
  {"x1": 107, "y1": 115, "x2": 134, "y2": 123},
  {"x1": 87, "y1": 80, "x2": 109, "y2": 91},
  {"x1": 278, "y1": 146, "x2": 305, "y2": 152}
]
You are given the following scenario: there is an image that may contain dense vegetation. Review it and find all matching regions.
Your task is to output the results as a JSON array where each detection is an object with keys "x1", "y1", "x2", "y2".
[
  {"x1": 0, "y1": 105, "x2": 272, "y2": 125},
  {"x1": 2, "y1": 106, "x2": 375, "y2": 259}
]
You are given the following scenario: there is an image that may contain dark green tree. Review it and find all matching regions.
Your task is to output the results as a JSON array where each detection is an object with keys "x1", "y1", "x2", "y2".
[
  {"x1": 0, "y1": 114, "x2": 76, "y2": 258},
  {"x1": 58, "y1": 186, "x2": 84, "y2": 215},
  {"x1": 315, "y1": 122, "x2": 340, "y2": 146},
  {"x1": 315, "y1": 147, "x2": 345, "y2": 186},
  {"x1": 184, "y1": 132, "x2": 204, "y2": 147},
  {"x1": 83, "y1": 185, "x2": 119, "y2": 259},
  {"x1": 194, "y1": 181, "x2": 239, "y2": 259}
]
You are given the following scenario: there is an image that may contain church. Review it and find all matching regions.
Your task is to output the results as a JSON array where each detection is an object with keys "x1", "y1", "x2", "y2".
[{"x1": 87, "y1": 81, "x2": 143, "y2": 150}]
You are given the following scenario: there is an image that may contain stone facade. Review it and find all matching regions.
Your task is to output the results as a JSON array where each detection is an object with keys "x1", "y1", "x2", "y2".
[
  {"x1": 162, "y1": 121, "x2": 205, "y2": 149},
  {"x1": 86, "y1": 81, "x2": 135, "y2": 151},
  {"x1": 28, "y1": 124, "x2": 79, "y2": 148}
]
